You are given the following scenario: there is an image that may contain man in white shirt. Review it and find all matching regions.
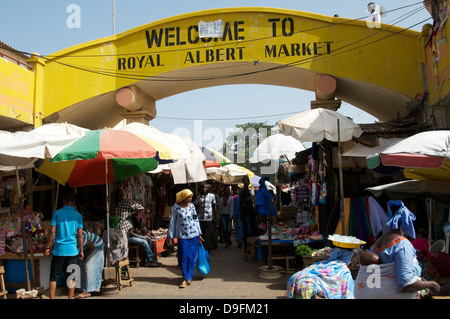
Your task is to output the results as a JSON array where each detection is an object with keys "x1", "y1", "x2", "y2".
[{"x1": 196, "y1": 184, "x2": 216, "y2": 252}]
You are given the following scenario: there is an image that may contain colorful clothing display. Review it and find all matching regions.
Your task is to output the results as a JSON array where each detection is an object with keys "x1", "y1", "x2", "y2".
[{"x1": 329, "y1": 196, "x2": 388, "y2": 246}]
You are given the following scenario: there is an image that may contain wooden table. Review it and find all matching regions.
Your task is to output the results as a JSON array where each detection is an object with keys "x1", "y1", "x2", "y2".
[{"x1": 0, "y1": 252, "x2": 48, "y2": 291}]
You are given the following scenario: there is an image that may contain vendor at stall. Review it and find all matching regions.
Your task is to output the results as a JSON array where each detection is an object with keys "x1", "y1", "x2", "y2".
[
  {"x1": 287, "y1": 239, "x2": 357, "y2": 299},
  {"x1": 354, "y1": 200, "x2": 440, "y2": 299}
]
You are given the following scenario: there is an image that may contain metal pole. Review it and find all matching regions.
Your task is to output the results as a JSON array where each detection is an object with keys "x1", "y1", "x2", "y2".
[
  {"x1": 337, "y1": 119, "x2": 345, "y2": 234},
  {"x1": 267, "y1": 197, "x2": 273, "y2": 270}
]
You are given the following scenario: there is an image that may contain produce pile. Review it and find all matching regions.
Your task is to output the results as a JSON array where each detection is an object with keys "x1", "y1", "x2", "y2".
[{"x1": 295, "y1": 245, "x2": 331, "y2": 258}]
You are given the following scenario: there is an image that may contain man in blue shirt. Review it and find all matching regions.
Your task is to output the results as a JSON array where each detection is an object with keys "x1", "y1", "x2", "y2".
[{"x1": 45, "y1": 192, "x2": 83, "y2": 299}]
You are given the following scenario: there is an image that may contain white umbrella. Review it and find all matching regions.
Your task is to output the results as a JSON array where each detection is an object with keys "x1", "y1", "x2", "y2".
[
  {"x1": 249, "y1": 134, "x2": 305, "y2": 163},
  {"x1": 277, "y1": 108, "x2": 363, "y2": 142},
  {"x1": 206, "y1": 164, "x2": 253, "y2": 184},
  {"x1": 31, "y1": 122, "x2": 90, "y2": 158}
]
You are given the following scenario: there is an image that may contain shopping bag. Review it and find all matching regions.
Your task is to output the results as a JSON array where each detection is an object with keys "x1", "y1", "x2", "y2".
[{"x1": 197, "y1": 243, "x2": 210, "y2": 276}]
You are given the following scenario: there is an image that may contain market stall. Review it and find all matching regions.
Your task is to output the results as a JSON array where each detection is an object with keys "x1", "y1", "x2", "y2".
[{"x1": 278, "y1": 108, "x2": 364, "y2": 236}]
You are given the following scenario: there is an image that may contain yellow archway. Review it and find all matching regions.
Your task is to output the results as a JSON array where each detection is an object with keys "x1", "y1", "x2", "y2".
[{"x1": 29, "y1": 8, "x2": 424, "y2": 129}]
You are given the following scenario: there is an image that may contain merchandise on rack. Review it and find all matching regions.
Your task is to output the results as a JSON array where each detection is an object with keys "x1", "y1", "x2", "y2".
[{"x1": 0, "y1": 209, "x2": 48, "y2": 254}]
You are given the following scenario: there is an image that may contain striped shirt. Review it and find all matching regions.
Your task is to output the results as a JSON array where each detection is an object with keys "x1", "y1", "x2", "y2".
[{"x1": 82, "y1": 230, "x2": 104, "y2": 249}]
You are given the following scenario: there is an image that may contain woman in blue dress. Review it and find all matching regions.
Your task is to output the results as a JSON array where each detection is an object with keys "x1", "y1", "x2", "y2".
[
  {"x1": 354, "y1": 200, "x2": 441, "y2": 298},
  {"x1": 168, "y1": 189, "x2": 203, "y2": 288}
]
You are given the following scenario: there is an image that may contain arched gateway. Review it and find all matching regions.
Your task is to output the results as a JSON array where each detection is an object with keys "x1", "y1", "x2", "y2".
[{"x1": 27, "y1": 8, "x2": 424, "y2": 129}]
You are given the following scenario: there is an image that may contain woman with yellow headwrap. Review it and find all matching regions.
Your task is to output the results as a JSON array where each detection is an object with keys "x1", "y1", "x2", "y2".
[{"x1": 168, "y1": 189, "x2": 203, "y2": 288}]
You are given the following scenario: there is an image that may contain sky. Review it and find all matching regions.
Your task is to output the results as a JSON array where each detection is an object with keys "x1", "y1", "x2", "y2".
[{"x1": 0, "y1": 1, "x2": 432, "y2": 151}]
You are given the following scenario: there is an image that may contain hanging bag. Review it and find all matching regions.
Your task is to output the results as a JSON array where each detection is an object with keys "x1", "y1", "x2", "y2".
[{"x1": 197, "y1": 243, "x2": 210, "y2": 276}]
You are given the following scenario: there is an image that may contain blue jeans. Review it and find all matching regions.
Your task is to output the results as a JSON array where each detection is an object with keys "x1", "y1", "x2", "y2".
[
  {"x1": 128, "y1": 236, "x2": 155, "y2": 262},
  {"x1": 221, "y1": 215, "x2": 232, "y2": 246}
]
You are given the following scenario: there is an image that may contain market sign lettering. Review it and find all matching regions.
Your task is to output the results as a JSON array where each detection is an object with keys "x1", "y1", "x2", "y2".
[{"x1": 116, "y1": 17, "x2": 333, "y2": 70}]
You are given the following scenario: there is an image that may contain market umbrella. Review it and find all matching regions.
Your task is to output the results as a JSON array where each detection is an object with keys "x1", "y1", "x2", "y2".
[
  {"x1": 120, "y1": 122, "x2": 184, "y2": 161},
  {"x1": 206, "y1": 164, "x2": 254, "y2": 184},
  {"x1": 35, "y1": 128, "x2": 160, "y2": 267},
  {"x1": 277, "y1": 108, "x2": 363, "y2": 234},
  {"x1": 366, "y1": 130, "x2": 450, "y2": 181},
  {"x1": 249, "y1": 134, "x2": 305, "y2": 163},
  {"x1": 36, "y1": 128, "x2": 159, "y2": 186},
  {"x1": 121, "y1": 122, "x2": 207, "y2": 183},
  {"x1": 277, "y1": 108, "x2": 363, "y2": 143},
  {"x1": 0, "y1": 123, "x2": 88, "y2": 291}
]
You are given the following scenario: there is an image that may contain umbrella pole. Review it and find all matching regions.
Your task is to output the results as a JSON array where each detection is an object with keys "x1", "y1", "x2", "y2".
[
  {"x1": 105, "y1": 160, "x2": 111, "y2": 268},
  {"x1": 337, "y1": 119, "x2": 345, "y2": 235},
  {"x1": 267, "y1": 198, "x2": 273, "y2": 270},
  {"x1": 16, "y1": 167, "x2": 31, "y2": 291}
]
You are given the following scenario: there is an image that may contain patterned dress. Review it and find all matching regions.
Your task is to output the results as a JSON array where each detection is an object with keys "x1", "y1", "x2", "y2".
[{"x1": 287, "y1": 260, "x2": 355, "y2": 299}]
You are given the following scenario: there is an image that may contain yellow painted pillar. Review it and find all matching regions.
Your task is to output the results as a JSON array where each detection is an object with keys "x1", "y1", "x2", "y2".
[{"x1": 26, "y1": 53, "x2": 46, "y2": 128}]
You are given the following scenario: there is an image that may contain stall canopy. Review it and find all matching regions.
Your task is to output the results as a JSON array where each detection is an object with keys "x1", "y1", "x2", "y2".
[
  {"x1": 366, "y1": 130, "x2": 450, "y2": 181},
  {"x1": 341, "y1": 138, "x2": 403, "y2": 158},
  {"x1": 249, "y1": 134, "x2": 305, "y2": 163}
]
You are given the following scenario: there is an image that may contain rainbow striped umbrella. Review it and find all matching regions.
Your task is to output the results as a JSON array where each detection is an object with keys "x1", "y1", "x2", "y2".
[{"x1": 36, "y1": 128, "x2": 159, "y2": 187}]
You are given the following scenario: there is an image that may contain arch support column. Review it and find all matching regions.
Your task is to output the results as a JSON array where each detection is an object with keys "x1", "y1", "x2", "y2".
[
  {"x1": 311, "y1": 74, "x2": 341, "y2": 111},
  {"x1": 115, "y1": 86, "x2": 157, "y2": 124}
]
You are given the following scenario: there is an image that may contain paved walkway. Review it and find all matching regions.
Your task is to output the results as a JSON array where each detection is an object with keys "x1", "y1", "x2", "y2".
[{"x1": 39, "y1": 242, "x2": 293, "y2": 299}]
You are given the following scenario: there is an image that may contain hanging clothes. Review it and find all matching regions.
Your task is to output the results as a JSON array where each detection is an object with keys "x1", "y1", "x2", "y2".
[
  {"x1": 255, "y1": 177, "x2": 276, "y2": 217},
  {"x1": 330, "y1": 197, "x2": 387, "y2": 247}
]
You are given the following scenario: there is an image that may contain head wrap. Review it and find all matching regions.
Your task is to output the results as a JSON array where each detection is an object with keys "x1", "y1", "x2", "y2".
[
  {"x1": 176, "y1": 189, "x2": 193, "y2": 203},
  {"x1": 429, "y1": 252, "x2": 450, "y2": 277},
  {"x1": 386, "y1": 200, "x2": 416, "y2": 238}
]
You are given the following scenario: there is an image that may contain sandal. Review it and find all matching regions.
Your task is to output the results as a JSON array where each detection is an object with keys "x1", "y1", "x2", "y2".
[
  {"x1": 179, "y1": 280, "x2": 189, "y2": 288},
  {"x1": 75, "y1": 292, "x2": 91, "y2": 299}
]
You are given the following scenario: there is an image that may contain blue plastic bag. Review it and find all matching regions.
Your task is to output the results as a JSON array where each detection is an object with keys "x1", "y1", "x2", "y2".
[{"x1": 197, "y1": 244, "x2": 210, "y2": 276}]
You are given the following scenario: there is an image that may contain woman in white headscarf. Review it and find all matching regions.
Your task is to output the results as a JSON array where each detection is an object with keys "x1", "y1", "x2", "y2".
[
  {"x1": 354, "y1": 200, "x2": 440, "y2": 298},
  {"x1": 168, "y1": 189, "x2": 203, "y2": 288}
]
